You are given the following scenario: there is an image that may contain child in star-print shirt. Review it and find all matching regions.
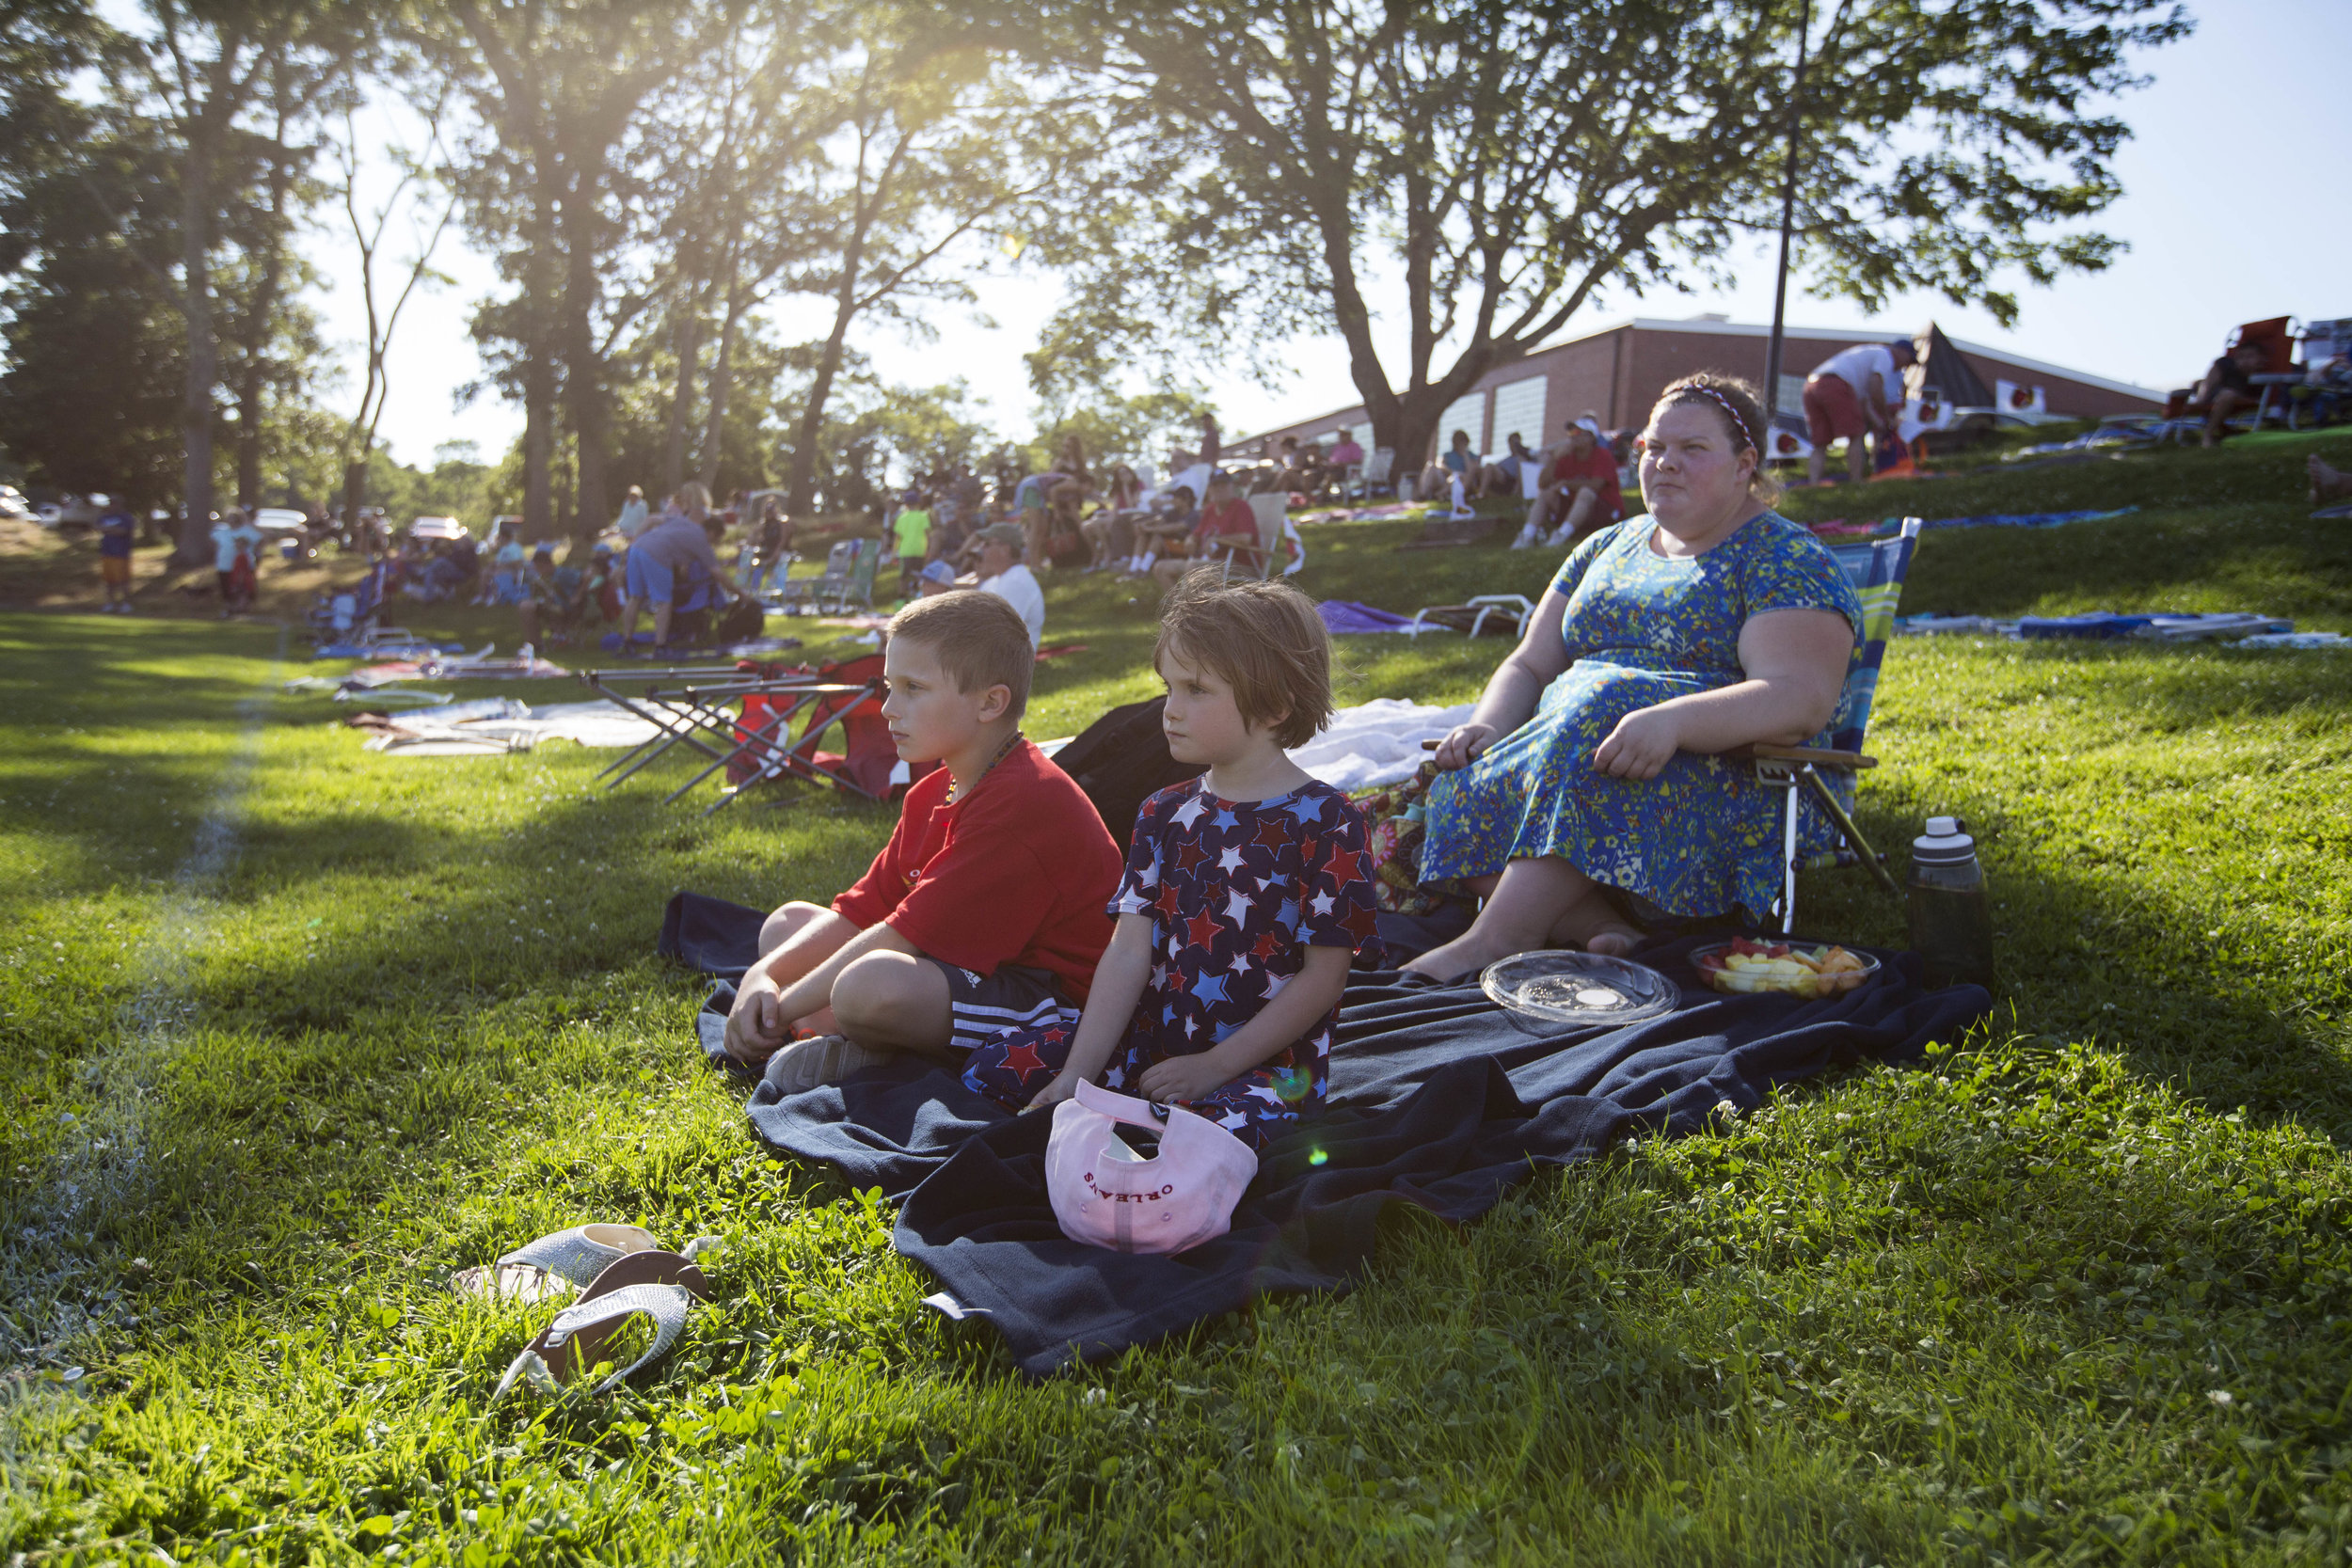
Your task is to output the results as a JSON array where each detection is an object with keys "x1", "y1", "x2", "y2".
[{"x1": 962, "y1": 576, "x2": 1381, "y2": 1148}]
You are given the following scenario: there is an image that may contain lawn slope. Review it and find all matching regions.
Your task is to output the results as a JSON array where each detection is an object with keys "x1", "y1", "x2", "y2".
[{"x1": 1, "y1": 435, "x2": 2348, "y2": 1564}]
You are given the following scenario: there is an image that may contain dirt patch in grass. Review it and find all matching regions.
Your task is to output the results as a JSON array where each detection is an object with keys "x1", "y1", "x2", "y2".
[{"x1": 0, "y1": 516, "x2": 367, "y2": 621}]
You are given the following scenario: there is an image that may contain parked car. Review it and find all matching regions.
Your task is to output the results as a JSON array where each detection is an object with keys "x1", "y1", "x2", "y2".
[
  {"x1": 409, "y1": 515, "x2": 469, "y2": 542},
  {"x1": 250, "y1": 507, "x2": 309, "y2": 535},
  {"x1": 54, "y1": 494, "x2": 108, "y2": 528},
  {"x1": 0, "y1": 485, "x2": 28, "y2": 520}
]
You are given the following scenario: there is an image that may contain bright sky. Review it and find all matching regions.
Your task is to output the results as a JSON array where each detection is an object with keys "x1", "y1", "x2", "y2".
[{"x1": 319, "y1": 1, "x2": 2352, "y2": 470}]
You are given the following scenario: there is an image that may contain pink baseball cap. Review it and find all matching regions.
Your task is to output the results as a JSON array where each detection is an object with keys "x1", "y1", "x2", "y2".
[{"x1": 1046, "y1": 1080, "x2": 1260, "y2": 1255}]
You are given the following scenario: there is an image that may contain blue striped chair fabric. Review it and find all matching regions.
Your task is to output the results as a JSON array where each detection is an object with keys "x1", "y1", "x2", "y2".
[{"x1": 1774, "y1": 517, "x2": 1922, "y2": 896}]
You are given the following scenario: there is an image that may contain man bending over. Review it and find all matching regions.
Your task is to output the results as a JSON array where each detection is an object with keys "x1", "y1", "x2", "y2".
[{"x1": 721, "y1": 590, "x2": 1122, "y2": 1088}]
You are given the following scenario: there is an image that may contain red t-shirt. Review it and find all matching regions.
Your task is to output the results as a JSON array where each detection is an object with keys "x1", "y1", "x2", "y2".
[
  {"x1": 1549, "y1": 444, "x2": 1623, "y2": 519},
  {"x1": 1191, "y1": 497, "x2": 1257, "y2": 546},
  {"x1": 831, "y1": 739, "x2": 1120, "y2": 1001}
]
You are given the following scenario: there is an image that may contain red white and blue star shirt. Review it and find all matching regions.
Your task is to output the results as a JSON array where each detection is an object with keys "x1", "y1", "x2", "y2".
[{"x1": 1105, "y1": 778, "x2": 1383, "y2": 1114}]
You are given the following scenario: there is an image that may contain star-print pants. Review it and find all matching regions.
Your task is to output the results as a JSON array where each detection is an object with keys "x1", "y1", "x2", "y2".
[{"x1": 961, "y1": 1030, "x2": 1316, "y2": 1152}]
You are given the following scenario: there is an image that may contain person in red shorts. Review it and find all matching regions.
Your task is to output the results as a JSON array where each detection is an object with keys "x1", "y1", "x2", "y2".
[
  {"x1": 1804, "y1": 338, "x2": 1915, "y2": 484},
  {"x1": 1515, "y1": 415, "x2": 1624, "y2": 548},
  {"x1": 721, "y1": 589, "x2": 1124, "y2": 1089}
]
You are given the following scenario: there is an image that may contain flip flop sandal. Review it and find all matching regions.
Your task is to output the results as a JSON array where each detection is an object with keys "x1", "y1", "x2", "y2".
[
  {"x1": 453, "y1": 1222, "x2": 664, "y2": 1304},
  {"x1": 492, "y1": 1247, "x2": 714, "y2": 1401}
]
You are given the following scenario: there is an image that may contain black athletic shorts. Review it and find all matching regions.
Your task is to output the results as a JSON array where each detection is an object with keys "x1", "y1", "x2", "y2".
[{"x1": 919, "y1": 957, "x2": 1082, "y2": 1053}]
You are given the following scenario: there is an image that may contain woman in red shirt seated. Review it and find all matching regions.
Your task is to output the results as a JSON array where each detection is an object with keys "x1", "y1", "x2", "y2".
[{"x1": 1152, "y1": 472, "x2": 1258, "y2": 588}]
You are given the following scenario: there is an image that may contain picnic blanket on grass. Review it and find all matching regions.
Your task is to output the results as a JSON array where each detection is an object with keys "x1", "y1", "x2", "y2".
[{"x1": 662, "y1": 895, "x2": 1988, "y2": 1375}]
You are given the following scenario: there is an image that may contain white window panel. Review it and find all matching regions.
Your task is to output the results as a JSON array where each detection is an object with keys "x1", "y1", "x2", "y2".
[
  {"x1": 1489, "y1": 375, "x2": 1548, "y2": 452},
  {"x1": 1437, "y1": 392, "x2": 1486, "y2": 454}
]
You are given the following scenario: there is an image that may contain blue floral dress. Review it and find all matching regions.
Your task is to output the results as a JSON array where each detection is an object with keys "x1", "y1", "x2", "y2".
[{"x1": 1418, "y1": 512, "x2": 1864, "y2": 922}]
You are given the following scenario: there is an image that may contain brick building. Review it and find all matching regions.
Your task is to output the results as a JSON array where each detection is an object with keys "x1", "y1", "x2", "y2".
[{"x1": 1229, "y1": 314, "x2": 2164, "y2": 464}]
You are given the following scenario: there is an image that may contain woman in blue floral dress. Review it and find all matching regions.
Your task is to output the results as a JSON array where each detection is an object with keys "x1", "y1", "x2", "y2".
[{"x1": 1404, "y1": 374, "x2": 1865, "y2": 982}]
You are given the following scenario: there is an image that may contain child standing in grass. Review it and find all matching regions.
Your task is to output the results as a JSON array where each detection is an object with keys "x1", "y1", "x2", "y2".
[{"x1": 967, "y1": 573, "x2": 1382, "y2": 1148}]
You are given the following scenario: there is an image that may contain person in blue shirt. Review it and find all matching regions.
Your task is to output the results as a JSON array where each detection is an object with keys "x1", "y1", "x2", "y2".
[{"x1": 97, "y1": 500, "x2": 137, "y2": 613}]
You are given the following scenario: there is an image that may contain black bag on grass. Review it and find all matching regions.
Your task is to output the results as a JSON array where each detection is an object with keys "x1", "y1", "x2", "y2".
[
  {"x1": 716, "y1": 594, "x2": 767, "y2": 644},
  {"x1": 1051, "y1": 696, "x2": 1202, "y2": 848}
]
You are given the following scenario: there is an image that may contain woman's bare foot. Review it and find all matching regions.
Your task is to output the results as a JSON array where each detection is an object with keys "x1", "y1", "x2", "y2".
[
  {"x1": 1581, "y1": 926, "x2": 1642, "y2": 957},
  {"x1": 2310, "y1": 453, "x2": 2352, "y2": 505}
]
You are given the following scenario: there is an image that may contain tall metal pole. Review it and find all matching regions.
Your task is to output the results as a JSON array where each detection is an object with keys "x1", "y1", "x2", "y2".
[{"x1": 1761, "y1": 0, "x2": 1813, "y2": 421}]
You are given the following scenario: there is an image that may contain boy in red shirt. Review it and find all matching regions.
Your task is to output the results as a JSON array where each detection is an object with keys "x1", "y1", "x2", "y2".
[{"x1": 722, "y1": 590, "x2": 1123, "y2": 1087}]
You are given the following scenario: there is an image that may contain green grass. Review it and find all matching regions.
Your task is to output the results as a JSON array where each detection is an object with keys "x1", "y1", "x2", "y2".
[{"x1": 3, "y1": 433, "x2": 2350, "y2": 1563}]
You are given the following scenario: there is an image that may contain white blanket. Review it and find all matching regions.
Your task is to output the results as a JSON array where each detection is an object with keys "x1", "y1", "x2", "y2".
[
  {"x1": 1286, "y1": 698, "x2": 1473, "y2": 793},
  {"x1": 362, "y1": 700, "x2": 667, "y2": 755}
]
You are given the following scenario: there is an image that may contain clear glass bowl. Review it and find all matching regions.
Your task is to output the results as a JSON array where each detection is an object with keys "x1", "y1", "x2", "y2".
[
  {"x1": 1690, "y1": 939, "x2": 1880, "y2": 997},
  {"x1": 1479, "y1": 950, "x2": 1680, "y2": 1026}
]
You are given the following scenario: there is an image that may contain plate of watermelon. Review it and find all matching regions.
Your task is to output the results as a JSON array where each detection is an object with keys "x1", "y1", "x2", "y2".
[{"x1": 1692, "y1": 938, "x2": 1878, "y2": 997}]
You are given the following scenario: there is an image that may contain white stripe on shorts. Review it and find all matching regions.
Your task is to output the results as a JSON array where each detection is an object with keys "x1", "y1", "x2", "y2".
[{"x1": 947, "y1": 994, "x2": 1080, "y2": 1052}]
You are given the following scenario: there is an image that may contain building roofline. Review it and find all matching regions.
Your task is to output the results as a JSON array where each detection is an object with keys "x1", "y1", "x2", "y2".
[
  {"x1": 1603, "y1": 315, "x2": 2164, "y2": 401},
  {"x1": 1234, "y1": 314, "x2": 2161, "y2": 444}
]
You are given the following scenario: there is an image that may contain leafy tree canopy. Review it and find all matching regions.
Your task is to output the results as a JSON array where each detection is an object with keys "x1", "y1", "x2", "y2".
[{"x1": 1026, "y1": 0, "x2": 2189, "y2": 458}]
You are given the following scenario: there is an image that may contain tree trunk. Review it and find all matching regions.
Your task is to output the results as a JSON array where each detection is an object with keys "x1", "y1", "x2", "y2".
[
  {"x1": 559, "y1": 161, "x2": 610, "y2": 544},
  {"x1": 787, "y1": 273, "x2": 860, "y2": 515},
  {"x1": 341, "y1": 459, "x2": 368, "y2": 546},
  {"x1": 518, "y1": 180, "x2": 560, "y2": 542},
  {"x1": 233, "y1": 117, "x2": 294, "y2": 511},
  {"x1": 661, "y1": 302, "x2": 703, "y2": 495},
  {"x1": 698, "y1": 277, "x2": 745, "y2": 494},
  {"x1": 176, "y1": 126, "x2": 219, "y2": 564},
  {"x1": 522, "y1": 353, "x2": 555, "y2": 542}
]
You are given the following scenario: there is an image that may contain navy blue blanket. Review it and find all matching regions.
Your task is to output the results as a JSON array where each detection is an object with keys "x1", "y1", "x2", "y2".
[{"x1": 665, "y1": 895, "x2": 1990, "y2": 1376}]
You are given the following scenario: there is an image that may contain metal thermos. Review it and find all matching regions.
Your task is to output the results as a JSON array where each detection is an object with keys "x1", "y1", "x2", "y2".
[{"x1": 1906, "y1": 816, "x2": 1994, "y2": 990}]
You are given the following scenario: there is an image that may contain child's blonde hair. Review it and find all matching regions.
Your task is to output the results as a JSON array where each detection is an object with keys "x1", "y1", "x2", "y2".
[
  {"x1": 1154, "y1": 574, "x2": 1332, "y2": 749},
  {"x1": 888, "y1": 589, "x2": 1034, "y2": 720}
]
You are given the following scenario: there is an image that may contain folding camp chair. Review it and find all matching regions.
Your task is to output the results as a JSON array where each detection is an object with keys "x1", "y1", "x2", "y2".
[
  {"x1": 1406, "y1": 594, "x2": 1532, "y2": 639},
  {"x1": 1347, "y1": 448, "x2": 1396, "y2": 502},
  {"x1": 1726, "y1": 515, "x2": 1923, "y2": 932},
  {"x1": 581, "y1": 656, "x2": 902, "y2": 815},
  {"x1": 310, "y1": 562, "x2": 421, "y2": 650},
  {"x1": 1212, "y1": 494, "x2": 1308, "y2": 581},
  {"x1": 772, "y1": 538, "x2": 879, "y2": 616},
  {"x1": 2155, "y1": 318, "x2": 2301, "y2": 443}
]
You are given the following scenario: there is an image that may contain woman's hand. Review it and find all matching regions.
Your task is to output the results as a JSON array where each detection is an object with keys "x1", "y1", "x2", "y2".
[
  {"x1": 1593, "y1": 705, "x2": 1685, "y2": 780},
  {"x1": 1135, "y1": 1053, "x2": 1234, "y2": 1106},
  {"x1": 1432, "y1": 722, "x2": 1498, "y2": 771}
]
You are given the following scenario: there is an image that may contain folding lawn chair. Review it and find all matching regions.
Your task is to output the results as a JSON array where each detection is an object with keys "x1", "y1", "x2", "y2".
[
  {"x1": 580, "y1": 658, "x2": 812, "y2": 783},
  {"x1": 310, "y1": 562, "x2": 421, "y2": 650},
  {"x1": 1406, "y1": 594, "x2": 1532, "y2": 639},
  {"x1": 2153, "y1": 318, "x2": 2302, "y2": 443},
  {"x1": 1347, "y1": 448, "x2": 1396, "y2": 502},
  {"x1": 1726, "y1": 515, "x2": 1924, "y2": 932},
  {"x1": 1212, "y1": 494, "x2": 1308, "y2": 581},
  {"x1": 581, "y1": 657, "x2": 902, "y2": 816},
  {"x1": 772, "y1": 538, "x2": 880, "y2": 616}
]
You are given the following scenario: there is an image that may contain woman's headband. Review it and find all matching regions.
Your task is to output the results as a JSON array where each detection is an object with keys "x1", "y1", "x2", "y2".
[{"x1": 1664, "y1": 385, "x2": 1758, "y2": 456}]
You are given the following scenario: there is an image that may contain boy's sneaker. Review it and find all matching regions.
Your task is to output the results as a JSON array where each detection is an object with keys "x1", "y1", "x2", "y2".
[
  {"x1": 762, "y1": 1034, "x2": 894, "y2": 1096},
  {"x1": 1508, "y1": 524, "x2": 1539, "y2": 550},
  {"x1": 1544, "y1": 526, "x2": 1575, "y2": 547}
]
